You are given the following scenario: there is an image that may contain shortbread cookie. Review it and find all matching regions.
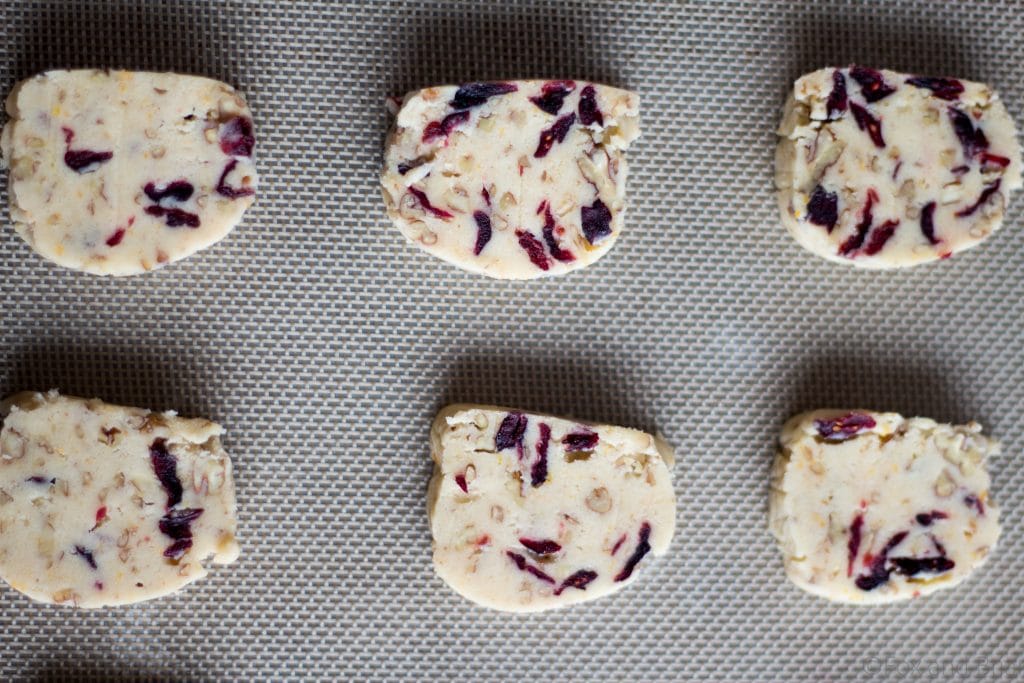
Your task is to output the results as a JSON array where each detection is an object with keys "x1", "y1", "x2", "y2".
[
  {"x1": 776, "y1": 67, "x2": 1022, "y2": 267},
  {"x1": 1, "y1": 69, "x2": 258, "y2": 275},
  {"x1": 382, "y1": 81, "x2": 640, "y2": 278},
  {"x1": 770, "y1": 410, "x2": 999, "y2": 603},
  {"x1": 0, "y1": 391, "x2": 239, "y2": 607},
  {"x1": 428, "y1": 404, "x2": 675, "y2": 612}
]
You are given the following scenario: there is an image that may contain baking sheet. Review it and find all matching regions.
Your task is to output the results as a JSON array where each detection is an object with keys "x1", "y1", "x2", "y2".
[{"x1": 1, "y1": 0, "x2": 1023, "y2": 680}]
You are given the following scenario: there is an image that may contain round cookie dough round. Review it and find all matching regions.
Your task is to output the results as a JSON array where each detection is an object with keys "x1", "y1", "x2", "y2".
[
  {"x1": 428, "y1": 404, "x2": 676, "y2": 612},
  {"x1": 769, "y1": 410, "x2": 1000, "y2": 604},
  {"x1": 0, "y1": 69, "x2": 258, "y2": 275},
  {"x1": 775, "y1": 67, "x2": 1022, "y2": 268}
]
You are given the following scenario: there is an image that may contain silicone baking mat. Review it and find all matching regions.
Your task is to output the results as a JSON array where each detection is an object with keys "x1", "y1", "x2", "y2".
[{"x1": 1, "y1": 0, "x2": 1022, "y2": 681}]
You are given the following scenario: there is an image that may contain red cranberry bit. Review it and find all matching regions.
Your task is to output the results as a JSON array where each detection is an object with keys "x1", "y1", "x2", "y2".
[
  {"x1": 164, "y1": 538, "x2": 194, "y2": 560},
  {"x1": 422, "y1": 111, "x2": 470, "y2": 143},
  {"x1": 73, "y1": 545, "x2": 98, "y2": 570},
  {"x1": 145, "y1": 205, "x2": 201, "y2": 228},
  {"x1": 531, "y1": 423, "x2": 551, "y2": 487},
  {"x1": 980, "y1": 152, "x2": 1011, "y2": 171},
  {"x1": 581, "y1": 198, "x2": 613, "y2": 244},
  {"x1": 506, "y1": 550, "x2": 555, "y2": 584},
  {"x1": 481, "y1": 187, "x2": 491, "y2": 206},
  {"x1": 539, "y1": 202, "x2": 575, "y2": 262},
  {"x1": 577, "y1": 85, "x2": 604, "y2": 127},
  {"x1": 158, "y1": 507, "x2": 204, "y2": 539},
  {"x1": 495, "y1": 412, "x2": 528, "y2": 451},
  {"x1": 847, "y1": 514, "x2": 864, "y2": 577},
  {"x1": 915, "y1": 510, "x2": 949, "y2": 526},
  {"x1": 472, "y1": 211, "x2": 492, "y2": 255},
  {"x1": 949, "y1": 108, "x2": 989, "y2": 157},
  {"x1": 611, "y1": 534, "x2": 627, "y2": 555},
  {"x1": 408, "y1": 187, "x2": 454, "y2": 219},
  {"x1": 814, "y1": 412, "x2": 877, "y2": 441},
  {"x1": 807, "y1": 185, "x2": 839, "y2": 232},
  {"x1": 554, "y1": 569, "x2": 599, "y2": 596},
  {"x1": 849, "y1": 66, "x2": 896, "y2": 102},
  {"x1": 397, "y1": 162, "x2": 412, "y2": 175},
  {"x1": 854, "y1": 530, "x2": 908, "y2": 591},
  {"x1": 955, "y1": 179, "x2": 1001, "y2": 217},
  {"x1": 863, "y1": 219, "x2": 899, "y2": 256},
  {"x1": 889, "y1": 556, "x2": 954, "y2": 577},
  {"x1": 150, "y1": 438, "x2": 183, "y2": 508},
  {"x1": 144, "y1": 180, "x2": 194, "y2": 204},
  {"x1": 563, "y1": 430, "x2": 599, "y2": 451},
  {"x1": 519, "y1": 538, "x2": 562, "y2": 555},
  {"x1": 614, "y1": 522, "x2": 653, "y2": 582},
  {"x1": 516, "y1": 229, "x2": 550, "y2": 270},
  {"x1": 920, "y1": 201, "x2": 939, "y2": 245},
  {"x1": 95, "y1": 581, "x2": 104, "y2": 591},
  {"x1": 534, "y1": 113, "x2": 576, "y2": 158},
  {"x1": 90, "y1": 506, "x2": 108, "y2": 531},
  {"x1": 216, "y1": 159, "x2": 256, "y2": 199},
  {"x1": 838, "y1": 190, "x2": 878, "y2": 256},
  {"x1": 905, "y1": 76, "x2": 964, "y2": 101},
  {"x1": 219, "y1": 116, "x2": 255, "y2": 157},
  {"x1": 454, "y1": 473, "x2": 468, "y2": 493},
  {"x1": 449, "y1": 82, "x2": 518, "y2": 110},
  {"x1": 825, "y1": 70, "x2": 848, "y2": 120},
  {"x1": 26, "y1": 475, "x2": 55, "y2": 485},
  {"x1": 106, "y1": 228, "x2": 126, "y2": 247},
  {"x1": 964, "y1": 494, "x2": 985, "y2": 516},
  {"x1": 849, "y1": 103, "x2": 885, "y2": 147},
  {"x1": 530, "y1": 80, "x2": 576, "y2": 115},
  {"x1": 61, "y1": 127, "x2": 113, "y2": 173}
]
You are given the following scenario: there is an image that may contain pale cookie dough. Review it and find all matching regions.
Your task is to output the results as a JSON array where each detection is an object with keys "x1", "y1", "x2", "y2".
[
  {"x1": 427, "y1": 404, "x2": 675, "y2": 612},
  {"x1": 1, "y1": 69, "x2": 258, "y2": 275},
  {"x1": 776, "y1": 67, "x2": 1022, "y2": 267},
  {"x1": 0, "y1": 390, "x2": 239, "y2": 608},
  {"x1": 382, "y1": 81, "x2": 640, "y2": 279},
  {"x1": 770, "y1": 410, "x2": 1000, "y2": 604}
]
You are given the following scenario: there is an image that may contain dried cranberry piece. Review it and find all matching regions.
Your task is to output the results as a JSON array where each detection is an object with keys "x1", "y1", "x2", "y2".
[
  {"x1": 563, "y1": 430, "x2": 599, "y2": 451},
  {"x1": 577, "y1": 85, "x2": 604, "y2": 127},
  {"x1": 408, "y1": 187, "x2": 453, "y2": 219},
  {"x1": 949, "y1": 108, "x2": 989, "y2": 157},
  {"x1": 906, "y1": 76, "x2": 964, "y2": 101},
  {"x1": 581, "y1": 198, "x2": 613, "y2": 244},
  {"x1": 158, "y1": 508, "x2": 204, "y2": 539},
  {"x1": 516, "y1": 229, "x2": 550, "y2": 270},
  {"x1": 814, "y1": 412, "x2": 877, "y2": 441},
  {"x1": 890, "y1": 556, "x2": 955, "y2": 577},
  {"x1": 506, "y1": 550, "x2": 555, "y2": 584},
  {"x1": 864, "y1": 219, "x2": 899, "y2": 256},
  {"x1": 854, "y1": 531, "x2": 908, "y2": 591},
  {"x1": 920, "y1": 201, "x2": 940, "y2": 245},
  {"x1": 838, "y1": 190, "x2": 878, "y2": 256},
  {"x1": 849, "y1": 66, "x2": 896, "y2": 102},
  {"x1": 216, "y1": 159, "x2": 256, "y2": 199},
  {"x1": 611, "y1": 534, "x2": 627, "y2": 555},
  {"x1": 449, "y1": 82, "x2": 518, "y2": 110},
  {"x1": 825, "y1": 70, "x2": 848, "y2": 119},
  {"x1": 849, "y1": 103, "x2": 885, "y2": 147},
  {"x1": 64, "y1": 149, "x2": 114, "y2": 173},
  {"x1": 534, "y1": 113, "x2": 576, "y2": 158},
  {"x1": 531, "y1": 423, "x2": 551, "y2": 487},
  {"x1": 915, "y1": 511, "x2": 949, "y2": 526},
  {"x1": 964, "y1": 494, "x2": 985, "y2": 516},
  {"x1": 980, "y1": 152, "x2": 1011, "y2": 170},
  {"x1": 554, "y1": 569, "x2": 599, "y2": 596},
  {"x1": 540, "y1": 203, "x2": 575, "y2": 262},
  {"x1": 807, "y1": 185, "x2": 839, "y2": 232},
  {"x1": 145, "y1": 205, "x2": 201, "y2": 228},
  {"x1": 847, "y1": 514, "x2": 864, "y2": 577},
  {"x1": 219, "y1": 116, "x2": 255, "y2": 157},
  {"x1": 150, "y1": 438, "x2": 183, "y2": 508},
  {"x1": 495, "y1": 412, "x2": 528, "y2": 451},
  {"x1": 397, "y1": 162, "x2": 412, "y2": 175},
  {"x1": 470, "y1": 210, "x2": 492, "y2": 255},
  {"x1": 73, "y1": 545, "x2": 98, "y2": 570},
  {"x1": 106, "y1": 228, "x2": 126, "y2": 247},
  {"x1": 26, "y1": 475, "x2": 55, "y2": 485},
  {"x1": 614, "y1": 522, "x2": 652, "y2": 582},
  {"x1": 144, "y1": 180, "x2": 194, "y2": 204},
  {"x1": 955, "y1": 179, "x2": 1001, "y2": 218},
  {"x1": 422, "y1": 111, "x2": 470, "y2": 143},
  {"x1": 164, "y1": 538, "x2": 194, "y2": 560},
  {"x1": 530, "y1": 80, "x2": 576, "y2": 115},
  {"x1": 454, "y1": 473, "x2": 468, "y2": 493},
  {"x1": 519, "y1": 538, "x2": 561, "y2": 555}
]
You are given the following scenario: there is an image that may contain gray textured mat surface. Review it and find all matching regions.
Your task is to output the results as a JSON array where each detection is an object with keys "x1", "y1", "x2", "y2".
[{"x1": 1, "y1": 0, "x2": 1023, "y2": 681}]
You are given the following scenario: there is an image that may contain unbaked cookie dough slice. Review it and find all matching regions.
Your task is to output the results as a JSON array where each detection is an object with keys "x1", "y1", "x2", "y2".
[
  {"x1": 382, "y1": 81, "x2": 640, "y2": 279},
  {"x1": 428, "y1": 405, "x2": 675, "y2": 612},
  {"x1": 0, "y1": 391, "x2": 239, "y2": 608},
  {"x1": 776, "y1": 67, "x2": 1022, "y2": 267},
  {"x1": 770, "y1": 410, "x2": 999, "y2": 604},
  {"x1": 1, "y1": 69, "x2": 258, "y2": 275}
]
